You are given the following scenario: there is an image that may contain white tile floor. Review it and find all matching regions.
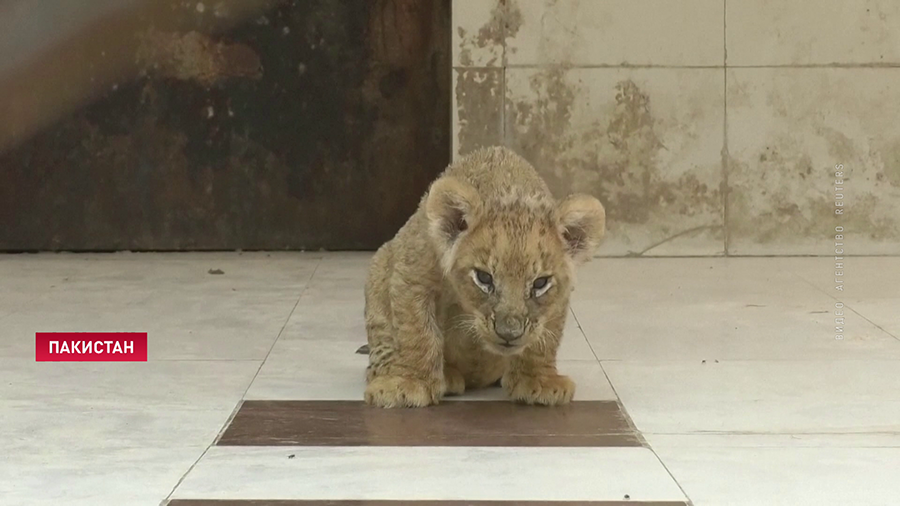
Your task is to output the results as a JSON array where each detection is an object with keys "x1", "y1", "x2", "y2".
[
  {"x1": 1, "y1": 252, "x2": 899, "y2": 505},
  {"x1": 174, "y1": 446, "x2": 684, "y2": 502}
]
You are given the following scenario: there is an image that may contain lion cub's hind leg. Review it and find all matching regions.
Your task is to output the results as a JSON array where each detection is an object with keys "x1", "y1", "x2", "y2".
[
  {"x1": 443, "y1": 333, "x2": 507, "y2": 392},
  {"x1": 442, "y1": 364, "x2": 466, "y2": 396}
]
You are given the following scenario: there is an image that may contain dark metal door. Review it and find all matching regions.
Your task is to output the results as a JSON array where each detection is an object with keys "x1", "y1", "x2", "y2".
[{"x1": 0, "y1": 0, "x2": 450, "y2": 251}]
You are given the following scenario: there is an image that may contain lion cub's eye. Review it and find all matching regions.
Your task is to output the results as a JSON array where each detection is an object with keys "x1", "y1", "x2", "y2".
[
  {"x1": 472, "y1": 269, "x2": 494, "y2": 293},
  {"x1": 475, "y1": 269, "x2": 493, "y2": 286},
  {"x1": 532, "y1": 276, "x2": 552, "y2": 297}
]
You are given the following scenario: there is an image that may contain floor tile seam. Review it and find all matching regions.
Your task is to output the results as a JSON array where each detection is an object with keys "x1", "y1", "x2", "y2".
[
  {"x1": 787, "y1": 271, "x2": 900, "y2": 342},
  {"x1": 161, "y1": 257, "x2": 324, "y2": 504},
  {"x1": 596, "y1": 358, "x2": 900, "y2": 364},
  {"x1": 570, "y1": 308, "x2": 690, "y2": 502},
  {"x1": 646, "y1": 431, "x2": 900, "y2": 436}
]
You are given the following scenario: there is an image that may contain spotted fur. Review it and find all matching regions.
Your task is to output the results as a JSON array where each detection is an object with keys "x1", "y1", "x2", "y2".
[{"x1": 363, "y1": 146, "x2": 606, "y2": 408}]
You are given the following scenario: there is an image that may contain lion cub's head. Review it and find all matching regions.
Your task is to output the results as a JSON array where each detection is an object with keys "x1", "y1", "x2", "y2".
[{"x1": 425, "y1": 176, "x2": 605, "y2": 356}]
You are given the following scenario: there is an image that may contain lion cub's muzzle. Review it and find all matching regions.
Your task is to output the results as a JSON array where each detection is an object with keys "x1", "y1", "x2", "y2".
[{"x1": 493, "y1": 314, "x2": 526, "y2": 347}]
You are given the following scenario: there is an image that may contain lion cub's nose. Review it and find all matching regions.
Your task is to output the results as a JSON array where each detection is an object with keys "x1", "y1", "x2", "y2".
[{"x1": 494, "y1": 316, "x2": 525, "y2": 343}]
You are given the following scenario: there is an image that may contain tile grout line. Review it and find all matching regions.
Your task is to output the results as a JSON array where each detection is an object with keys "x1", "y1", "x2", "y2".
[
  {"x1": 571, "y1": 310, "x2": 695, "y2": 505},
  {"x1": 591, "y1": 254, "x2": 900, "y2": 259},
  {"x1": 151, "y1": 359, "x2": 265, "y2": 363},
  {"x1": 569, "y1": 306, "x2": 599, "y2": 364},
  {"x1": 455, "y1": 63, "x2": 900, "y2": 70},
  {"x1": 160, "y1": 256, "x2": 324, "y2": 505},
  {"x1": 450, "y1": 5, "x2": 457, "y2": 159},
  {"x1": 789, "y1": 270, "x2": 900, "y2": 343},
  {"x1": 722, "y1": 0, "x2": 729, "y2": 258},
  {"x1": 597, "y1": 358, "x2": 900, "y2": 364},
  {"x1": 849, "y1": 308, "x2": 900, "y2": 342},
  {"x1": 500, "y1": 0, "x2": 508, "y2": 147},
  {"x1": 647, "y1": 430, "x2": 900, "y2": 436}
]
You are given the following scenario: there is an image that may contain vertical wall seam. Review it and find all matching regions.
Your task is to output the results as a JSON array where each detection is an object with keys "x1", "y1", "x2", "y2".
[
  {"x1": 722, "y1": 0, "x2": 730, "y2": 255},
  {"x1": 500, "y1": 0, "x2": 508, "y2": 147}
]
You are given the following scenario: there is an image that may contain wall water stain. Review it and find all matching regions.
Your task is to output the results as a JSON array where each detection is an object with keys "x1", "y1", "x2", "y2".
[
  {"x1": 506, "y1": 68, "x2": 721, "y2": 230},
  {"x1": 456, "y1": 0, "x2": 522, "y2": 67}
]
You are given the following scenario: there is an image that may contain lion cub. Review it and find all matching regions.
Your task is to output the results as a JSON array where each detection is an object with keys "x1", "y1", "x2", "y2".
[{"x1": 363, "y1": 146, "x2": 605, "y2": 408}]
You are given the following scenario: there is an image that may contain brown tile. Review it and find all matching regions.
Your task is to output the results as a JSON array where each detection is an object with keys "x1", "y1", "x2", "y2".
[
  {"x1": 169, "y1": 501, "x2": 688, "y2": 506},
  {"x1": 216, "y1": 400, "x2": 643, "y2": 447}
]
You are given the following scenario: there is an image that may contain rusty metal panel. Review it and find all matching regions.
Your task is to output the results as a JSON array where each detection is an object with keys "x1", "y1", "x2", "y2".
[{"x1": 0, "y1": 0, "x2": 450, "y2": 251}]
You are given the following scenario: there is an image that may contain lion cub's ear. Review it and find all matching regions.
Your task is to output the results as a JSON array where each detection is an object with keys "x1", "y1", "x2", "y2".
[
  {"x1": 556, "y1": 194, "x2": 606, "y2": 264},
  {"x1": 425, "y1": 176, "x2": 483, "y2": 253}
]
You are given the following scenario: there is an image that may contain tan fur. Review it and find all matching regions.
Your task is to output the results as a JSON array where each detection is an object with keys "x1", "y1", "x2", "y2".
[{"x1": 363, "y1": 146, "x2": 606, "y2": 408}]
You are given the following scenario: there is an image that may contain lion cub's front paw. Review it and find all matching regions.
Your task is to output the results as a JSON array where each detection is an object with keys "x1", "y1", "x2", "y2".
[
  {"x1": 503, "y1": 373, "x2": 575, "y2": 406},
  {"x1": 364, "y1": 376, "x2": 441, "y2": 408}
]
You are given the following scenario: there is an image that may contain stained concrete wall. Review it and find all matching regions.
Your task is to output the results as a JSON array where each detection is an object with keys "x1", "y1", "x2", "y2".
[{"x1": 452, "y1": 0, "x2": 900, "y2": 256}]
